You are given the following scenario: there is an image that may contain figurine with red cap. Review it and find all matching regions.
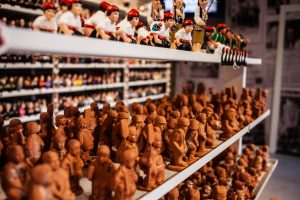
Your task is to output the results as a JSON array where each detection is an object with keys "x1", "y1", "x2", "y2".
[
  {"x1": 170, "y1": 0, "x2": 185, "y2": 41},
  {"x1": 116, "y1": 8, "x2": 140, "y2": 43},
  {"x1": 137, "y1": 21, "x2": 151, "y2": 45},
  {"x1": 84, "y1": 1, "x2": 110, "y2": 37},
  {"x1": 96, "y1": 5, "x2": 119, "y2": 41},
  {"x1": 175, "y1": 20, "x2": 193, "y2": 51},
  {"x1": 55, "y1": 0, "x2": 71, "y2": 24},
  {"x1": 153, "y1": 12, "x2": 175, "y2": 48},
  {"x1": 33, "y1": 2, "x2": 58, "y2": 33},
  {"x1": 203, "y1": 25, "x2": 217, "y2": 53},
  {"x1": 58, "y1": 0, "x2": 83, "y2": 35},
  {"x1": 211, "y1": 23, "x2": 228, "y2": 44}
]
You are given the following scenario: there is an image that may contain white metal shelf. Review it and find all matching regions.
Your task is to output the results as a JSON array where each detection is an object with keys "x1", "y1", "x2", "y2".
[
  {"x1": 253, "y1": 159, "x2": 278, "y2": 200},
  {"x1": 0, "y1": 3, "x2": 42, "y2": 16},
  {"x1": 0, "y1": 62, "x2": 54, "y2": 69},
  {"x1": 128, "y1": 79, "x2": 168, "y2": 87},
  {"x1": 0, "y1": 25, "x2": 262, "y2": 65},
  {"x1": 128, "y1": 63, "x2": 171, "y2": 69},
  {"x1": 126, "y1": 93, "x2": 167, "y2": 104},
  {"x1": 58, "y1": 63, "x2": 125, "y2": 69},
  {"x1": 134, "y1": 110, "x2": 270, "y2": 200},
  {"x1": 3, "y1": 114, "x2": 40, "y2": 126}
]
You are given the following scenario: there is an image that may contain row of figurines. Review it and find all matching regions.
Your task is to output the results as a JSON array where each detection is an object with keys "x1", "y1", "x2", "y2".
[
  {"x1": 0, "y1": 139, "x2": 270, "y2": 200},
  {"x1": 0, "y1": 86, "x2": 267, "y2": 199},
  {"x1": 164, "y1": 144, "x2": 270, "y2": 200},
  {"x1": 25, "y1": 0, "x2": 249, "y2": 53}
]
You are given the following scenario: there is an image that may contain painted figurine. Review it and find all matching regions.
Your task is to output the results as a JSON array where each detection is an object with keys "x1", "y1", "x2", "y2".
[
  {"x1": 58, "y1": 0, "x2": 83, "y2": 35},
  {"x1": 170, "y1": 0, "x2": 185, "y2": 41},
  {"x1": 84, "y1": 1, "x2": 110, "y2": 37},
  {"x1": 62, "y1": 139, "x2": 84, "y2": 196},
  {"x1": 153, "y1": 12, "x2": 175, "y2": 48},
  {"x1": 87, "y1": 145, "x2": 116, "y2": 200},
  {"x1": 147, "y1": 0, "x2": 164, "y2": 25},
  {"x1": 175, "y1": 20, "x2": 193, "y2": 51},
  {"x1": 193, "y1": 0, "x2": 208, "y2": 52},
  {"x1": 111, "y1": 149, "x2": 138, "y2": 200},
  {"x1": 117, "y1": 9, "x2": 140, "y2": 43},
  {"x1": 96, "y1": 5, "x2": 119, "y2": 40},
  {"x1": 24, "y1": 121, "x2": 45, "y2": 166},
  {"x1": 33, "y1": 2, "x2": 57, "y2": 33}
]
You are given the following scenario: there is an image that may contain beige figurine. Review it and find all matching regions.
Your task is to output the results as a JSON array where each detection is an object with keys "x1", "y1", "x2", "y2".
[
  {"x1": 186, "y1": 119, "x2": 200, "y2": 163},
  {"x1": 24, "y1": 121, "x2": 45, "y2": 166},
  {"x1": 42, "y1": 151, "x2": 75, "y2": 200},
  {"x1": 167, "y1": 117, "x2": 190, "y2": 171},
  {"x1": 112, "y1": 149, "x2": 138, "y2": 200},
  {"x1": 87, "y1": 145, "x2": 116, "y2": 200},
  {"x1": 29, "y1": 164, "x2": 55, "y2": 200},
  {"x1": 62, "y1": 139, "x2": 84, "y2": 196},
  {"x1": 2, "y1": 145, "x2": 30, "y2": 200}
]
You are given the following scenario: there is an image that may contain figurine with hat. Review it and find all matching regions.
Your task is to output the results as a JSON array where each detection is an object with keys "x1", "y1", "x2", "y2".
[
  {"x1": 152, "y1": 12, "x2": 175, "y2": 48},
  {"x1": 193, "y1": 0, "x2": 209, "y2": 52},
  {"x1": 204, "y1": 25, "x2": 218, "y2": 53},
  {"x1": 55, "y1": 0, "x2": 72, "y2": 24},
  {"x1": 175, "y1": 19, "x2": 193, "y2": 51},
  {"x1": 84, "y1": 1, "x2": 111, "y2": 37},
  {"x1": 33, "y1": 1, "x2": 58, "y2": 33},
  {"x1": 147, "y1": 0, "x2": 165, "y2": 25},
  {"x1": 211, "y1": 23, "x2": 228, "y2": 45},
  {"x1": 58, "y1": 0, "x2": 83, "y2": 35},
  {"x1": 116, "y1": 8, "x2": 140, "y2": 43},
  {"x1": 136, "y1": 21, "x2": 151, "y2": 45},
  {"x1": 96, "y1": 4, "x2": 119, "y2": 41}
]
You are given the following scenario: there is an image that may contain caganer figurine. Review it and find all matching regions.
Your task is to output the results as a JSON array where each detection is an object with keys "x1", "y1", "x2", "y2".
[
  {"x1": 96, "y1": 5, "x2": 119, "y2": 41},
  {"x1": 33, "y1": 1, "x2": 58, "y2": 33},
  {"x1": 175, "y1": 19, "x2": 193, "y2": 51}
]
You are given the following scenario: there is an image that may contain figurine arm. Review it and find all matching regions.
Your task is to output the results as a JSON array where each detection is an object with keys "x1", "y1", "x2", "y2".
[
  {"x1": 120, "y1": 32, "x2": 132, "y2": 43},
  {"x1": 59, "y1": 24, "x2": 74, "y2": 35},
  {"x1": 194, "y1": 6, "x2": 205, "y2": 26},
  {"x1": 86, "y1": 165, "x2": 95, "y2": 181},
  {"x1": 96, "y1": 23, "x2": 110, "y2": 40}
]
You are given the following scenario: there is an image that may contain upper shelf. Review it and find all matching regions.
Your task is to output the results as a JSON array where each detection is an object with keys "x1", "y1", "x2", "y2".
[
  {"x1": 0, "y1": 4, "x2": 42, "y2": 16},
  {"x1": 0, "y1": 25, "x2": 262, "y2": 65}
]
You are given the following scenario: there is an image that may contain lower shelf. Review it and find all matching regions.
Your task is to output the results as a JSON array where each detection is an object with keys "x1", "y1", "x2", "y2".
[{"x1": 253, "y1": 159, "x2": 278, "y2": 200}]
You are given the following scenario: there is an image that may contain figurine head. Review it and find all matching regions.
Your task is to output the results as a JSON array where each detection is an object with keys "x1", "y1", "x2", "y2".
[
  {"x1": 97, "y1": 145, "x2": 110, "y2": 164},
  {"x1": 103, "y1": 102, "x2": 111, "y2": 113},
  {"x1": 106, "y1": 5, "x2": 119, "y2": 23},
  {"x1": 197, "y1": 113, "x2": 207, "y2": 124},
  {"x1": 25, "y1": 121, "x2": 40, "y2": 136},
  {"x1": 199, "y1": 0, "x2": 208, "y2": 8},
  {"x1": 164, "y1": 12, "x2": 175, "y2": 28},
  {"x1": 186, "y1": 180, "x2": 194, "y2": 189},
  {"x1": 6, "y1": 145, "x2": 24, "y2": 164},
  {"x1": 189, "y1": 119, "x2": 200, "y2": 131},
  {"x1": 155, "y1": 116, "x2": 167, "y2": 131},
  {"x1": 42, "y1": 2, "x2": 56, "y2": 20},
  {"x1": 9, "y1": 118, "x2": 23, "y2": 134},
  {"x1": 177, "y1": 117, "x2": 190, "y2": 131},
  {"x1": 183, "y1": 20, "x2": 193, "y2": 33},
  {"x1": 31, "y1": 164, "x2": 53, "y2": 186},
  {"x1": 43, "y1": 151, "x2": 60, "y2": 170},
  {"x1": 131, "y1": 115, "x2": 144, "y2": 129},
  {"x1": 53, "y1": 134, "x2": 66, "y2": 151},
  {"x1": 121, "y1": 149, "x2": 137, "y2": 169},
  {"x1": 147, "y1": 103, "x2": 156, "y2": 113},
  {"x1": 70, "y1": 0, "x2": 82, "y2": 16},
  {"x1": 90, "y1": 102, "x2": 98, "y2": 112},
  {"x1": 127, "y1": 9, "x2": 140, "y2": 26},
  {"x1": 226, "y1": 108, "x2": 237, "y2": 121},
  {"x1": 203, "y1": 107, "x2": 213, "y2": 118},
  {"x1": 67, "y1": 139, "x2": 81, "y2": 157},
  {"x1": 99, "y1": 1, "x2": 110, "y2": 12},
  {"x1": 78, "y1": 118, "x2": 88, "y2": 130},
  {"x1": 55, "y1": 115, "x2": 68, "y2": 127},
  {"x1": 118, "y1": 112, "x2": 129, "y2": 120},
  {"x1": 203, "y1": 185, "x2": 212, "y2": 195},
  {"x1": 127, "y1": 126, "x2": 138, "y2": 143},
  {"x1": 173, "y1": 110, "x2": 180, "y2": 119}
]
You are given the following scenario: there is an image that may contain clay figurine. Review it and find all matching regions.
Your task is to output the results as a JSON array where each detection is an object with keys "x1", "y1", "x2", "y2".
[
  {"x1": 29, "y1": 164, "x2": 55, "y2": 200},
  {"x1": 99, "y1": 109, "x2": 118, "y2": 147},
  {"x1": 51, "y1": 133, "x2": 67, "y2": 161},
  {"x1": 111, "y1": 149, "x2": 138, "y2": 200},
  {"x1": 138, "y1": 142, "x2": 165, "y2": 191},
  {"x1": 152, "y1": 12, "x2": 174, "y2": 48},
  {"x1": 62, "y1": 139, "x2": 84, "y2": 196},
  {"x1": 42, "y1": 151, "x2": 75, "y2": 200},
  {"x1": 87, "y1": 145, "x2": 116, "y2": 200},
  {"x1": 2, "y1": 145, "x2": 30, "y2": 200},
  {"x1": 186, "y1": 119, "x2": 200, "y2": 163},
  {"x1": 112, "y1": 111, "x2": 129, "y2": 150},
  {"x1": 185, "y1": 180, "x2": 200, "y2": 200},
  {"x1": 32, "y1": 2, "x2": 57, "y2": 33},
  {"x1": 24, "y1": 121, "x2": 45, "y2": 166},
  {"x1": 39, "y1": 112, "x2": 54, "y2": 151},
  {"x1": 201, "y1": 184, "x2": 212, "y2": 199},
  {"x1": 220, "y1": 107, "x2": 240, "y2": 140},
  {"x1": 77, "y1": 117, "x2": 94, "y2": 165},
  {"x1": 195, "y1": 113, "x2": 208, "y2": 156},
  {"x1": 212, "y1": 184, "x2": 228, "y2": 200},
  {"x1": 167, "y1": 117, "x2": 190, "y2": 171},
  {"x1": 165, "y1": 186, "x2": 180, "y2": 200},
  {"x1": 8, "y1": 118, "x2": 26, "y2": 146}
]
